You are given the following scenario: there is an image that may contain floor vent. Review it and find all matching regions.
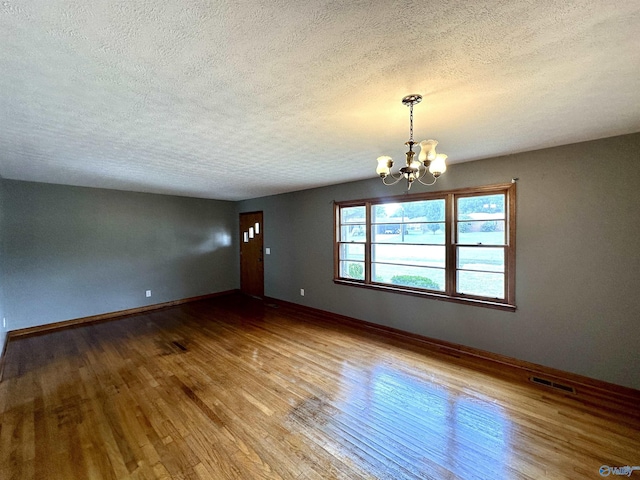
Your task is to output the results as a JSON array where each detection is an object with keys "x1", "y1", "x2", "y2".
[
  {"x1": 529, "y1": 376, "x2": 576, "y2": 394},
  {"x1": 172, "y1": 341, "x2": 188, "y2": 352}
]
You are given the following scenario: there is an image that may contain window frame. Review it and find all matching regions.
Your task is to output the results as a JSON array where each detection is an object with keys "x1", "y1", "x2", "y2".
[{"x1": 334, "y1": 183, "x2": 516, "y2": 311}]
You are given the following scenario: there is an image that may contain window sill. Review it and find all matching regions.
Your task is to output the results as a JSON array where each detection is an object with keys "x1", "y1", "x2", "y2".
[{"x1": 334, "y1": 279, "x2": 517, "y2": 312}]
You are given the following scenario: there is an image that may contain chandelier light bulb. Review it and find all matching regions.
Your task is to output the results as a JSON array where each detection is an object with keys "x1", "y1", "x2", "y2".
[
  {"x1": 429, "y1": 154, "x2": 448, "y2": 177},
  {"x1": 419, "y1": 140, "x2": 438, "y2": 162},
  {"x1": 376, "y1": 156, "x2": 393, "y2": 177}
]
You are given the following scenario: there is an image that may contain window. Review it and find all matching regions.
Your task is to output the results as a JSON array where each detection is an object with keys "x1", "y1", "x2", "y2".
[{"x1": 334, "y1": 183, "x2": 516, "y2": 310}]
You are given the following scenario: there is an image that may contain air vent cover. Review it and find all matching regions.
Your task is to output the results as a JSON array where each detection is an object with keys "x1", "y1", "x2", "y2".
[{"x1": 530, "y1": 376, "x2": 576, "y2": 393}]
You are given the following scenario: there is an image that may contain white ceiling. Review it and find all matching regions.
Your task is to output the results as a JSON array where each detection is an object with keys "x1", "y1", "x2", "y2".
[{"x1": 1, "y1": 1, "x2": 639, "y2": 201}]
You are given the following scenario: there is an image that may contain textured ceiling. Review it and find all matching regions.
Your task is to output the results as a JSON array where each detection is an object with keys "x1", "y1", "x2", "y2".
[{"x1": 1, "y1": 1, "x2": 639, "y2": 201}]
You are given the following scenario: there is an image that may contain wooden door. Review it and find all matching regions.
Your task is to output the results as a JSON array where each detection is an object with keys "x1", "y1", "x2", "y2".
[{"x1": 240, "y1": 211, "x2": 264, "y2": 297}]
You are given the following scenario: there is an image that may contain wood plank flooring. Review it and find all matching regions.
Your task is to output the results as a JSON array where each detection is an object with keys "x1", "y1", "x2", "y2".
[{"x1": 1, "y1": 294, "x2": 639, "y2": 479}]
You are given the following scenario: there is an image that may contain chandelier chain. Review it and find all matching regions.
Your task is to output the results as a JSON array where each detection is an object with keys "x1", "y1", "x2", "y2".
[{"x1": 409, "y1": 103, "x2": 414, "y2": 142}]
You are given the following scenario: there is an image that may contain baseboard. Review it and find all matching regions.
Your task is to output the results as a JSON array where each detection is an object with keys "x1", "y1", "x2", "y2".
[
  {"x1": 266, "y1": 297, "x2": 640, "y2": 408},
  {"x1": 7, "y1": 289, "x2": 239, "y2": 341}
]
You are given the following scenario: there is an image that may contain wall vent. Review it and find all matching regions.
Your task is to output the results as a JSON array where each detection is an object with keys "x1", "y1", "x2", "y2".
[{"x1": 529, "y1": 376, "x2": 576, "y2": 394}]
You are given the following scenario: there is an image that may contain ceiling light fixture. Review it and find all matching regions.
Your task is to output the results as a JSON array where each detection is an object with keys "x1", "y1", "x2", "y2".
[{"x1": 376, "y1": 94, "x2": 447, "y2": 190}]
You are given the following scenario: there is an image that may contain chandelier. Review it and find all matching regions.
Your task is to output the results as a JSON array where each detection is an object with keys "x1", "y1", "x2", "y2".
[{"x1": 376, "y1": 94, "x2": 447, "y2": 189}]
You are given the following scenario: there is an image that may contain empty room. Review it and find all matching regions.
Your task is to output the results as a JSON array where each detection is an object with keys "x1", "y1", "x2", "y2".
[{"x1": 1, "y1": 1, "x2": 639, "y2": 479}]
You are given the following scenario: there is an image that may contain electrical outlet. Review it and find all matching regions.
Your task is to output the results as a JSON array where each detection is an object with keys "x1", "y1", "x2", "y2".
[
  {"x1": 2, "y1": 317, "x2": 5, "y2": 329},
  {"x1": 146, "y1": 290, "x2": 152, "y2": 297},
  {"x1": 265, "y1": 247, "x2": 271, "y2": 255},
  {"x1": 300, "y1": 288, "x2": 305, "y2": 296}
]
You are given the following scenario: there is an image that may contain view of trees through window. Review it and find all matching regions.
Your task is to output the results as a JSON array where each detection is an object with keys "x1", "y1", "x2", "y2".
[
  {"x1": 456, "y1": 194, "x2": 506, "y2": 299},
  {"x1": 335, "y1": 185, "x2": 515, "y2": 307},
  {"x1": 338, "y1": 206, "x2": 366, "y2": 280},
  {"x1": 371, "y1": 199, "x2": 446, "y2": 291}
]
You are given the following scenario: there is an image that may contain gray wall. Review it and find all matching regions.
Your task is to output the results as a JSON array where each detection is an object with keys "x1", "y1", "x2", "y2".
[
  {"x1": 2, "y1": 181, "x2": 238, "y2": 331},
  {"x1": 239, "y1": 133, "x2": 640, "y2": 390},
  {"x1": 0, "y1": 177, "x2": 6, "y2": 354}
]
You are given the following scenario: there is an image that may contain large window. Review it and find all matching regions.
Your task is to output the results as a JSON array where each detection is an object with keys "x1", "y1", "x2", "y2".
[{"x1": 334, "y1": 183, "x2": 516, "y2": 310}]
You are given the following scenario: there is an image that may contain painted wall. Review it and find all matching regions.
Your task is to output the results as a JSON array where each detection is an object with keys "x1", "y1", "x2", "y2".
[
  {"x1": 2, "y1": 181, "x2": 238, "y2": 330},
  {"x1": 0, "y1": 177, "x2": 7, "y2": 354},
  {"x1": 239, "y1": 133, "x2": 640, "y2": 390}
]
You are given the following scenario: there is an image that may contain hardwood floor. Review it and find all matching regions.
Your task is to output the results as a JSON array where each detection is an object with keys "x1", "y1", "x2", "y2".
[{"x1": 1, "y1": 295, "x2": 638, "y2": 479}]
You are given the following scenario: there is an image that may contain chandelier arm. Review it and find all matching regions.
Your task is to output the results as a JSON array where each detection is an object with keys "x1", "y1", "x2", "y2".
[
  {"x1": 416, "y1": 174, "x2": 438, "y2": 186},
  {"x1": 381, "y1": 173, "x2": 404, "y2": 186}
]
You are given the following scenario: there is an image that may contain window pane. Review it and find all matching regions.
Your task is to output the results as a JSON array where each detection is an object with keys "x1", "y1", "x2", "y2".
[
  {"x1": 375, "y1": 223, "x2": 402, "y2": 234},
  {"x1": 457, "y1": 221, "x2": 505, "y2": 245},
  {"x1": 411, "y1": 222, "x2": 445, "y2": 236},
  {"x1": 403, "y1": 199, "x2": 445, "y2": 222},
  {"x1": 372, "y1": 203, "x2": 403, "y2": 223},
  {"x1": 457, "y1": 194, "x2": 505, "y2": 220},
  {"x1": 372, "y1": 225, "x2": 401, "y2": 243},
  {"x1": 341, "y1": 206, "x2": 366, "y2": 224},
  {"x1": 372, "y1": 226, "x2": 445, "y2": 244},
  {"x1": 457, "y1": 247, "x2": 504, "y2": 272},
  {"x1": 340, "y1": 261, "x2": 365, "y2": 280},
  {"x1": 340, "y1": 243, "x2": 365, "y2": 261},
  {"x1": 372, "y1": 264, "x2": 445, "y2": 291},
  {"x1": 340, "y1": 225, "x2": 365, "y2": 242},
  {"x1": 373, "y1": 199, "x2": 445, "y2": 223},
  {"x1": 457, "y1": 271, "x2": 504, "y2": 299},
  {"x1": 373, "y1": 244, "x2": 445, "y2": 268}
]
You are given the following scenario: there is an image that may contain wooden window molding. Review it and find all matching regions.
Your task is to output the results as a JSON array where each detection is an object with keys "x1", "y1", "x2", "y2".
[{"x1": 334, "y1": 183, "x2": 516, "y2": 311}]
